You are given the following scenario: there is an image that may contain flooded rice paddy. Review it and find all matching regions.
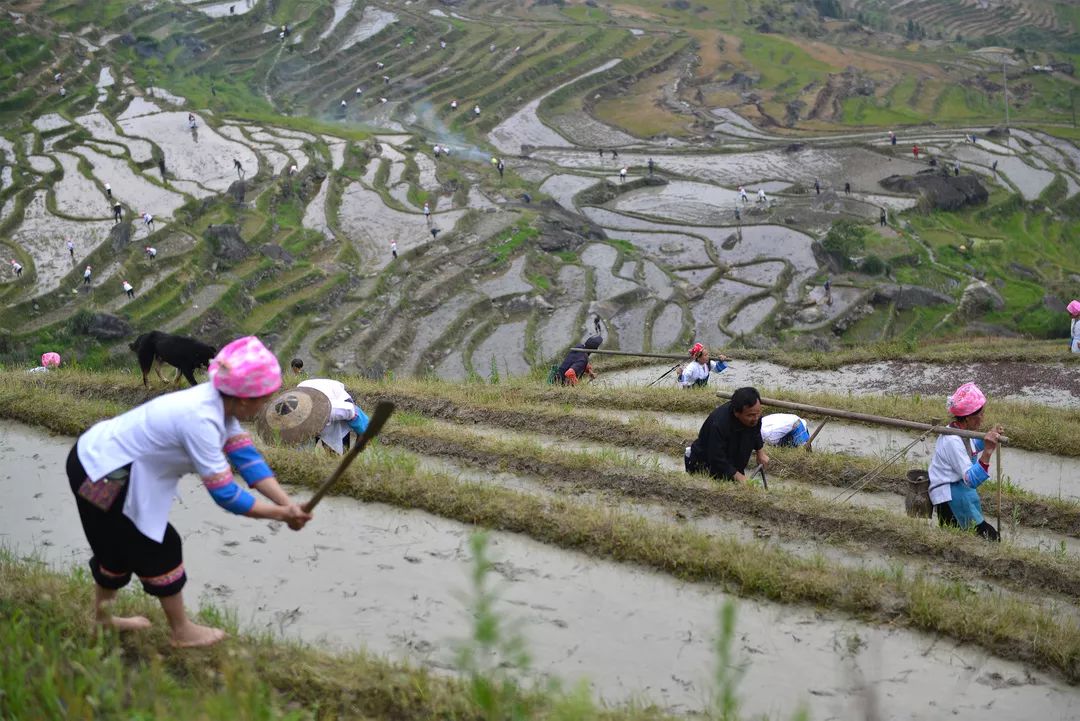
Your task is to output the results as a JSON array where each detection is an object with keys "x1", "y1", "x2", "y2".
[{"x1": 4, "y1": 421, "x2": 1079, "y2": 717}]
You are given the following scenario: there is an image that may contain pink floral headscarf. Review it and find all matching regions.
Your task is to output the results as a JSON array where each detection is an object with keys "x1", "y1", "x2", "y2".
[
  {"x1": 1068, "y1": 300, "x2": 1080, "y2": 316},
  {"x1": 947, "y1": 382, "x2": 986, "y2": 418},
  {"x1": 209, "y1": 336, "x2": 282, "y2": 398},
  {"x1": 40, "y1": 352, "x2": 61, "y2": 368}
]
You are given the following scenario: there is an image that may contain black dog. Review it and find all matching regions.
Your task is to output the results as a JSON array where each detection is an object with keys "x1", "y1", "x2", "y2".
[{"x1": 129, "y1": 331, "x2": 216, "y2": 388}]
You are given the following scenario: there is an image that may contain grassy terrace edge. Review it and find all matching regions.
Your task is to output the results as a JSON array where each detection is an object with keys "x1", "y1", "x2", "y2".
[
  {"x1": 0, "y1": 554, "x2": 673, "y2": 721},
  {"x1": 3, "y1": 383, "x2": 1080, "y2": 682}
]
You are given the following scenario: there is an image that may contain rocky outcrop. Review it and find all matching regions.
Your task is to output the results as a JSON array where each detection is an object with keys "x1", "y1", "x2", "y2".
[
  {"x1": 205, "y1": 224, "x2": 250, "y2": 263},
  {"x1": 72, "y1": 312, "x2": 132, "y2": 340},
  {"x1": 260, "y1": 244, "x2": 294, "y2": 264},
  {"x1": 575, "y1": 176, "x2": 667, "y2": 206},
  {"x1": 109, "y1": 221, "x2": 133, "y2": 253},
  {"x1": 879, "y1": 174, "x2": 988, "y2": 211},
  {"x1": 871, "y1": 284, "x2": 952, "y2": 310},
  {"x1": 956, "y1": 280, "x2": 1005, "y2": 319},
  {"x1": 535, "y1": 207, "x2": 606, "y2": 252}
]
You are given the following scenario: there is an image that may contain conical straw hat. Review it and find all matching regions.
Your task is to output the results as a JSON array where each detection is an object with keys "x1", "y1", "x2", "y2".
[{"x1": 256, "y1": 386, "x2": 332, "y2": 445}]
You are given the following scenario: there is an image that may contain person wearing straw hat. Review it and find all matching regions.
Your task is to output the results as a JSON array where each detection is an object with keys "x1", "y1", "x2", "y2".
[
  {"x1": 926, "y1": 382, "x2": 1004, "y2": 541},
  {"x1": 66, "y1": 336, "x2": 312, "y2": 647},
  {"x1": 1068, "y1": 300, "x2": 1080, "y2": 354},
  {"x1": 298, "y1": 378, "x2": 369, "y2": 454},
  {"x1": 678, "y1": 342, "x2": 728, "y2": 389}
]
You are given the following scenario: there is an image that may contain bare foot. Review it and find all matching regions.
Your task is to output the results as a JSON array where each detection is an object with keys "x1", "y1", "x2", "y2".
[
  {"x1": 170, "y1": 622, "x2": 227, "y2": 648},
  {"x1": 98, "y1": 614, "x2": 153, "y2": 631}
]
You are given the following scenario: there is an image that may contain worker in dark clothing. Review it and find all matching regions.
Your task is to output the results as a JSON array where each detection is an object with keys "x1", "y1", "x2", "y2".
[
  {"x1": 556, "y1": 333, "x2": 602, "y2": 386},
  {"x1": 685, "y1": 386, "x2": 769, "y2": 482}
]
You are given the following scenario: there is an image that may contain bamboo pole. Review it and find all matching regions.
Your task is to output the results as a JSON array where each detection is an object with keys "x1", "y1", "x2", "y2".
[
  {"x1": 805, "y1": 418, "x2": 829, "y2": 452},
  {"x1": 715, "y1": 391, "x2": 1010, "y2": 445},
  {"x1": 570, "y1": 348, "x2": 691, "y2": 361},
  {"x1": 997, "y1": 446, "x2": 1003, "y2": 540}
]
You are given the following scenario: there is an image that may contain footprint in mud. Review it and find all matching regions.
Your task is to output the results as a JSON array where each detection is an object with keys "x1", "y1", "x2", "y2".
[
  {"x1": 224, "y1": 540, "x2": 239, "y2": 547},
  {"x1": 249, "y1": 535, "x2": 266, "y2": 543},
  {"x1": 207, "y1": 584, "x2": 232, "y2": 597},
  {"x1": 25, "y1": 516, "x2": 44, "y2": 522},
  {"x1": 977, "y1": 671, "x2": 1040, "y2": 689},
  {"x1": 274, "y1": 607, "x2": 302, "y2": 632},
  {"x1": 403, "y1": 554, "x2": 422, "y2": 564}
]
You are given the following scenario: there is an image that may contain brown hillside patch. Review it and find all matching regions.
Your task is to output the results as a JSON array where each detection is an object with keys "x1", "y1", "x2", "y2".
[{"x1": 687, "y1": 29, "x2": 743, "y2": 79}]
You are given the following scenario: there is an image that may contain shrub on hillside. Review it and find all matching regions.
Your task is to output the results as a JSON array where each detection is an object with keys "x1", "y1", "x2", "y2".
[{"x1": 822, "y1": 220, "x2": 868, "y2": 269}]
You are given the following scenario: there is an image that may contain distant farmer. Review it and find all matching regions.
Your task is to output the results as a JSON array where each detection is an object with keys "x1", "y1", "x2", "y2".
[
  {"x1": 450, "y1": 100, "x2": 458, "y2": 110},
  {"x1": 59, "y1": 87, "x2": 66, "y2": 98},
  {"x1": 619, "y1": 167, "x2": 627, "y2": 183},
  {"x1": 340, "y1": 100, "x2": 347, "y2": 109},
  {"x1": 122, "y1": 280, "x2": 135, "y2": 299},
  {"x1": 234, "y1": 158, "x2": 244, "y2": 179},
  {"x1": 814, "y1": 179, "x2": 820, "y2": 195},
  {"x1": 880, "y1": 208, "x2": 887, "y2": 227},
  {"x1": 611, "y1": 149, "x2": 619, "y2": 160},
  {"x1": 105, "y1": 182, "x2": 112, "y2": 198},
  {"x1": 1068, "y1": 299, "x2": 1080, "y2": 354},
  {"x1": 497, "y1": 159, "x2": 505, "y2": 179},
  {"x1": 556, "y1": 333, "x2": 602, "y2": 386},
  {"x1": 383, "y1": 75, "x2": 390, "y2": 85},
  {"x1": 158, "y1": 157, "x2": 166, "y2": 178},
  {"x1": 912, "y1": 144, "x2": 920, "y2": 160},
  {"x1": 187, "y1": 113, "x2": 197, "y2": 130},
  {"x1": 758, "y1": 188, "x2": 767, "y2": 203},
  {"x1": 423, "y1": 203, "x2": 431, "y2": 223},
  {"x1": 83, "y1": 265, "x2": 92, "y2": 285},
  {"x1": 355, "y1": 87, "x2": 363, "y2": 95},
  {"x1": 991, "y1": 160, "x2": 998, "y2": 173},
  {"x1": 760, "y1": 414, "x2": 811, "y2": 448},
  {"x1": 113, "y1": 202, "x2": 123, "y2": 223},
  {"x1": 297, "y1": 378, "x2": 370, "y2": 454},
  {"x1": 738, "y1": 185, "x2": 747, "y2": 202},
  {"x1": 844, "y1": 181, "x2": 851, "y2": 194},
  {"x1": 598, "y1": 148, "x2": 604, "y2": 159},
  {"x1": 889, "y1": 130, "x2": 896, "y2": 145},
  {"x1": 10, "y1": 259, "x2": 22, "y2": 277},
  {"x1": 473, "y1": 104, "x2": 481, "y2": 116},
  {"x1": 522, "y1": 192, "x2": 532, "y2": 203},
  {"x1": 67, "y1": 239, "x2": 75, "y2": 258},
  {"x1": 290, "y1": 358, "x2": 304, "y2": 376},
  {"x1": 953, "y1": 161, "x2": 960, "y2": 177},
  {"x1": 648, "y1": 158, "x2": 655, "y2": 175},
  {"x1": 685, "y1": 386, "x2": 768, "y2": 482},
  {"x1": 430, "y1": 227, "x2": 441, "y2": 240},
  {"x1": 145, "y1": 246, "x2": 157, "y2": 261},
  {"x1": 142, "y1": 212, "x2": 155, "y2": 231},
  {"x1": 65, "y1": 335, "x2": 311, "y2": 648},
  {"x1": 390, "y1": 240, "x2": 397, "y2": 260},
  {"x1": 824, "y1": 278, "x2": 833, "y2": 306},
  {"x1": 927, "y1": 382, "x2": 1003, "y2": 541},
  {"x1": 678, "y1": 343, "x2": 728, "y2": 389}
]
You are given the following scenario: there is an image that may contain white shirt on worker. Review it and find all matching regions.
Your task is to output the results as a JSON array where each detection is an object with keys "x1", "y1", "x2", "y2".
[
  {"x1": 927, "y1": 434, "x2": 979, "y2": 505},
  {"x1": 760, "y1": 414, "x2": 805, "y2": 445},
  {"x1": 77, "y1": 382, "x2": 245, "y2": 542},
  {"x1": 298, "y1": 378, "x2": 357, "y2": 454},
  {"x1": 1072, "y1": 318, "x2": 1080, "y2": 353}
]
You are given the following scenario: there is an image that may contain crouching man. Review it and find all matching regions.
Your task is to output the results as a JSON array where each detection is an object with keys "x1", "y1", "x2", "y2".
[{"x1": 685, "y1": 386, "x2": 769, "y2": 482}]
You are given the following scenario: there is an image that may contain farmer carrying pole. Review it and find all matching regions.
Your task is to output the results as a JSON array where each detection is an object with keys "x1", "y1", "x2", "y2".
[{"x1": 557, "y1": 317, "x2": 604, "y2": 386}]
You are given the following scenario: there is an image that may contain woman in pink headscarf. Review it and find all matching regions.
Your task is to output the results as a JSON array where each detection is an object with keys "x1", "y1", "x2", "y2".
[
  {"x1": 926, "y1": 382, "x2": 1004, "y2": 541},
  {"x1": 66, "y1": 336, "x2": 312, "y2": 647},
  {"x1": 1068, "y1": 300, "x2": 1080, "y2": 354}
]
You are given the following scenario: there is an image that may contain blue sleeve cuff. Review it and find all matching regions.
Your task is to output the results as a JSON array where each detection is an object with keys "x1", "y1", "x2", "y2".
[
  {"x1": 713, "y1": 361, "x2": 728, "y2": 373},
  {"x1": 348, "y1": 405, "x2": 369, "y2": 434},
  {"x1": 225, "y1": 438, "x2": 274, "y2": 486},
  {"x1": 964, "y1": 461, "x2": 990, "y2": 488},
  {"x1": 208, "y1": 481, "x2": 256, "y2": 514}
]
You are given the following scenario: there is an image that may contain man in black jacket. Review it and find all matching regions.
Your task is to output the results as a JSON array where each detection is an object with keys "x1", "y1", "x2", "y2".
[{"x1": 686, "y1": 387, "x2": 769, "y2": 481}]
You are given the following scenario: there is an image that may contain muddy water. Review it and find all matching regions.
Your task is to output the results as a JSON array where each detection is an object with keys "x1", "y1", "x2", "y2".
[
  {"x1": 477, "y1": 255, "x2": 532, "y2": 297},
  {"x1": 651, "y1": 303, "x2": 683, "y2": 350},
  {"x1": 10, "y1": 190, "x2": 115, "y2": 295},
  {"x1": 546, "y1": 110, "x2": 642, "y2": 149},
  {"x1": 52, "y1": 152, "x2": 110, "y2": 219},
  {"x1": 582, "y1": 244, "x2": 639, "y2": 301},
  {"x1": 727, "y1": 296, "x2": 776, "y2": 336},
  {"x1": 610, "y1": 181, "x2": 742, "y2": 224},
  {"x1": 340, "y1": 6, "x2": 397, "y2": 50},
  {"x1": 33, "y1": 113, "x2": 71, "y2": 132},
  {"x1": 472, "y1": 320, "x2": 531, "y2": 380},
  {"x1": 76, "y1": 113, "x2": 155, "y2": 162},
  {"x1": 995, "y1": 155, "x2": 1055, "y2": 200},
  {"x1": 196, "y1": 1, "x2": 257, "y2": 17},
  {"x1": 337, "y1": 182, "x2": 465, "y2": 271},
  {"x1": 489, "y1": 59, "x2": 622, "y2": 156},
  {"x1": 13, "y1": 429, "x2": 1078, "y2": 717},
  {"x1": 537, "y1": 301, "x2": 584, "y2": 362},
  {"x1": 610, "y1": 304, "x2": 650, "y2": 351},
  {"x1": 71, "y1": 145, "x2": 187, "y2": 218},
  {"x1": 318, "y1": 0, "x2": 354, "y2": 42},
  {"x1": 118, "y1": 113, "x2": 258, "y2": 194},
  {"x1": 540, "y1": 173, "x2": 600, "y2": 212},
  {"x1": 598, "y1": 358, "x2": 1080, "y2": 410},
  {"x1": 302, "y1": 178, "x2": 335, "y2": 240}
]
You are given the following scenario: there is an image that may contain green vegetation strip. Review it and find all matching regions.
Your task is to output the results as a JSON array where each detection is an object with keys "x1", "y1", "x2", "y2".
[
  {"x1": 349, "y1": 376, "x2": 1080, "y2": 458},
  {"x1": 4, "y1": 383, "x2": 1080, "y2": 681},
  {"x1": 0, "y1": 555, "x2": 661, "y2": 721},
  {"x1": 379, "y1": 418, "x2": 1080, "y2": 600},
  {"x1": 4, "y1": 372, "x2": 1079, "y2": 537}
]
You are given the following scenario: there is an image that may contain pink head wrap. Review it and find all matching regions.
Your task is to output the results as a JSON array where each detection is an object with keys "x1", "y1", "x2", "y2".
[
  {"x1": 40, "y1": 352, "x2": 61, "y2": 368},
  {"x1": 947, "y1": 382, "x2": 986, "y2": 418},
  {"x1": 688, "y1": 342, "x2": 704, "y2": 358},
  {"x1": 1068, "y1": 300, "x2": 1080, "y2": 316},
  {"x1": 209, "y1": 336, "x2": 282, "y2": 398}
]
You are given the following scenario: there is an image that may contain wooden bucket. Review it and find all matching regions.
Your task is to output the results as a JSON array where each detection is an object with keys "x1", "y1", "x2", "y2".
[{"x1": 904, "y1": 469, "x2": 933, "y2": 519}]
